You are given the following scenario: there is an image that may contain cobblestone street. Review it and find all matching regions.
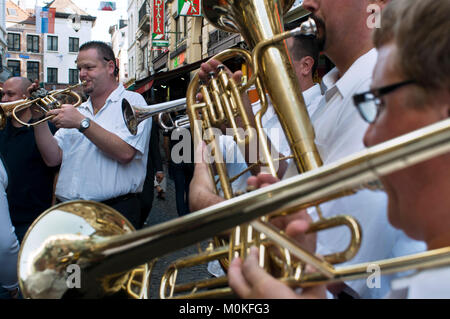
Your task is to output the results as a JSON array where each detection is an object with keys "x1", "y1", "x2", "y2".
[{"x1": 143, "y1": 162, "x2": 213, "y2": 299}]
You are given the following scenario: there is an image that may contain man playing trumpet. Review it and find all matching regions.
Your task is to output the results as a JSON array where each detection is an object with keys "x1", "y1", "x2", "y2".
[
  {"x1": 32, "y1": 41, "x2": 152, "y2": 229},
  {"x1": 0, "y1": 77, "x2": 58, "y2": 243}
]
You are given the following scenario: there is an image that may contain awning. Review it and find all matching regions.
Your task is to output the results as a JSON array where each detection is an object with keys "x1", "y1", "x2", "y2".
[
  {"x1": 135, "y1": 80, "x2": 153, "y2": 94},
  {"x1": 134, "y1": 57, "x2": 209, "y2": 93}
]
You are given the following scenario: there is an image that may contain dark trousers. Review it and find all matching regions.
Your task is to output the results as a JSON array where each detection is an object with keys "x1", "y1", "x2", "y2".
[
  {"x1": 171, "y1": 162, "x2": 194, "y2": 217},
  {"x1": 12, "y1": 223, "x2": 29, "y2": 244},
  {"x1": 102, "y1": 194, "x2": 142, "y2": 230},
  {"x1": 139, "y1": 176, "x2": 155, "y2": 228}
]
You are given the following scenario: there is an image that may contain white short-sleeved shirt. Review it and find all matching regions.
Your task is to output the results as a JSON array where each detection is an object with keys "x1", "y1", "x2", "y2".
[
  {"x1": 0, "y1": 160, "x2": 20, "y2": 290},
  {"x1": 54, "y1": 84, "x2": 152, "y2": 202},
  {"x1": 292, "y1": 49, "x2": 426, "y2": 299},
  {"x1": 251, "y1": 83, "x2": 323, "y2": 160},
  {"x1": 385, "y1": 266, "x2": 450, "y2": 298}
]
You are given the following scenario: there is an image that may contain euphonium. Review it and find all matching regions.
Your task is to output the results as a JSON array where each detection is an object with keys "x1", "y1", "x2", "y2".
[
  {"x1": 0, "y1": 82, "x2": 85, "y2": 129},
  {"x1": 17, "y1": 118, "x2": 450, "y2": 298}
]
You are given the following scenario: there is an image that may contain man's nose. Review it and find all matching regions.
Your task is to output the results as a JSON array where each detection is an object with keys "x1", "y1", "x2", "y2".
[{"x1": 363, "y1": 126, "x2": 374, "y2": 147}]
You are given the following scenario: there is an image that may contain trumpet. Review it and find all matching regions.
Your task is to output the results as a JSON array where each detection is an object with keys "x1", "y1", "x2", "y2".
[
  {"x1": 0, "y1": 82, "x2": 85, "y2": 129},
  {"x1": 122, "y1": 97, "x2": 187, "y2": 135},
  {"x1": 17, "y1": 118, "x2": 450, "y2": 298}
]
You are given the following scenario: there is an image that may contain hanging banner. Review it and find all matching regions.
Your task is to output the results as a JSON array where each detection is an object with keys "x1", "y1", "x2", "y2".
[
  {"x1": 35, "y1": 6, "x2": 56, "y2": 34},
  {"x1": 177, "y1": 0, "x2": 202, "y2": 16},
  {"x1": 152, "y1": 0, "x2": 165, "y2": 40}
]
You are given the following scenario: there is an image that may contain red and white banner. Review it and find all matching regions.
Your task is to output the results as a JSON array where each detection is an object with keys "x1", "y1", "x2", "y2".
[
  {"x1": 178, "y1": 0, "x2": 202, "y2": 16},
  {"x1": 152, "y1": 0, "x2": 165, "y2": 40}
]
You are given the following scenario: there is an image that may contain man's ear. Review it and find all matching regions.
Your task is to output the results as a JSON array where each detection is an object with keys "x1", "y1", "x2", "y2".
[{"x1": 300, "y1": 56, "x2": 314, "y2": 76}]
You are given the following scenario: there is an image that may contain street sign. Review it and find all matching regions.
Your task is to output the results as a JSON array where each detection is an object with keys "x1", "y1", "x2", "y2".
[{"x1": 153, "y1": 40, "x2": 169, "y2": 47}]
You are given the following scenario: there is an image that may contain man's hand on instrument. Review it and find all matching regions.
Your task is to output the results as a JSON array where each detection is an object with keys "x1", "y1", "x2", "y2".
[
  {"x1": 26, "y1": 80, "x2": 40, "y2": 98},
  {"x1": 47, "y1": 104, "x2": 84, "y2": 129},
  {"x1": 247, "y1": 173, "x2": 318, "y2": 261},
  {"x1": 197, "y1": 59, "x2": 243, "y2": 104},
  {"x1": 228, "y1": 246, "x2": 326, "y2": 299}
]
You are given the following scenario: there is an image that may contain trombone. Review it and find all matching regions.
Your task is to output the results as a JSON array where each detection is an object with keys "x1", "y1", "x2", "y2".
[
  {"x1": 17, "y1": 117, "x2": 450, "y2": 298},
  {"x1": 0, "y1": 82, "x2": 85, "y2": 129},
  {"x1": 122, "y1": 97, "x2": 187, "y2": 135}
]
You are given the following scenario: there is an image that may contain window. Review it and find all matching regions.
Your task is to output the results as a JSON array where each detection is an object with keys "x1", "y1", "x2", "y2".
[
  {"x1": 7, "y1": 60, "x2": 20, "y2": 77},
  {"x1": 47, "y1": 67, "x2": 58, "y2": 83},
  {"x1": 47, "y1": 35, "x2": 58, "y2": 51},
  {"x1": 7, "y1": 8, "x2": 17, "y2": 16},
  {"x1": 27, "y1": 35, "x2": 40, "y2": 53},
  {"x1": 69, "y1": 69, "x2": 79, "y2": 84},
  {"x1": 69, "y1": 37, "x2": 79, "y2": 53},
  {"x1": 27, "y1": 61, "x2": 39, "y2": 82},
  {"x1": 7, "y1": 33, "x2": 20, "y2": 51}
]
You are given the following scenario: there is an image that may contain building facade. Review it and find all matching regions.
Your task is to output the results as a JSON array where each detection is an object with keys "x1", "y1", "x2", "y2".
[
  {"x1": 41, "y1": 0, "x2": 96, "y2": 90},
  {"x1": 0, "y1": 0, "x2": 11, "y2": 82},
  {"x1": 109, "y1": 18, "x2": 130, "y2": 85},
  {"x1": 5, "y1": 0, "x2": 42, "y2": 83},
  {"x1": 4, "y1": 0, "x2": 96, "y2": 90}
]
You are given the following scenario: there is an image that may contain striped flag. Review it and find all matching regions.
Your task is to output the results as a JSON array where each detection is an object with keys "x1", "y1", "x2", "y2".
[
  {"x1": 35, "y1": 6, "x2": 56, "y2": 34},
  {"x1": 99, "y1": 1, "x2": 117, "y2": 11}
]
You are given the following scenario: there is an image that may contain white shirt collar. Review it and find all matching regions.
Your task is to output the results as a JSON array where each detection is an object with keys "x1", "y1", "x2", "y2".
[
  {"x1": 303, "y1": 83, "x2": 322, "y2": 106},
  {"x1": 79, "y1": 83, "x2": 124, "y2": 115},
  {"x1": 323, "y1": 48, "x2": 378, "y2": 102}
]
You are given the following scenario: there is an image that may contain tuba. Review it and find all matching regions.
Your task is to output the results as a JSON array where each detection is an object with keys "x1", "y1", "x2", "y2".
[
  {"x1": 17, "y1": 117, "x2": 450, "y2": 298},
  {"x1": 0, "y1": 82, "x2": 85, "y2": 129}
]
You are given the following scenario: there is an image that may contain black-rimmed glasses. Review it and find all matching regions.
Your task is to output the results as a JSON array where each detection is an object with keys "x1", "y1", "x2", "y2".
[{"x1": 353, "y1": 80, "x2": 416, "y2": 123}]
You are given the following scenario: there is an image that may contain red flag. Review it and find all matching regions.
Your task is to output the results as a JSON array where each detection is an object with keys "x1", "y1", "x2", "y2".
[{"x1": 47, "y1": 8, "x2": 56, "y2": 33}]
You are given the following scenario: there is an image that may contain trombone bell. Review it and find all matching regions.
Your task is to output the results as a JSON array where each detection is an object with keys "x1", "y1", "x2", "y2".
[{"x1": 122, "y1": 98, "x2": 187, "y2": 135}]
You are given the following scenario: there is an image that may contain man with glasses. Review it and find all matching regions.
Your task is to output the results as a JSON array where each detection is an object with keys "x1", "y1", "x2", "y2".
[
  {"x1": 228, "y1": 0, "x2": 450, "y2": 298},
  {"x1": 32, "y1": 41, "x2": 152, "y2": 229}
]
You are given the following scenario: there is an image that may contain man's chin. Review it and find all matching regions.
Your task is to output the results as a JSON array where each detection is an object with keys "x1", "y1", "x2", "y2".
[{"x1": 83, "y1": 87, "x2": 93, "y2": 95}]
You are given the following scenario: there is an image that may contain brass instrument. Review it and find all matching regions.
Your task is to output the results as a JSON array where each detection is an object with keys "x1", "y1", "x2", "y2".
[
  {"x1": 168, "y1": 0, "x2": 357, "y2": 298},
  {"x1": 0, "y1": 82, "x2": 85, "y2": 129},
  {"x1": 122, "y1": 97, "x2": 187, "y2": 135},
  {"x1": 18, "y1": 201, "x2": 152, "y2": 299},
  {"x1": 17, "y1": 118, "x2": 450, "y2": 298}
]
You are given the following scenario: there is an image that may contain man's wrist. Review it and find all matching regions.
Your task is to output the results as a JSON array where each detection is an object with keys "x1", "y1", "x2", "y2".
[{"x1": 78, "y1": 117, "x2": 91, "y2": 133}]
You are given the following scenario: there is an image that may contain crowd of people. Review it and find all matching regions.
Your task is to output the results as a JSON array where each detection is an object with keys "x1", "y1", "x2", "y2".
[{"x1": 0, "y1": 0, "x2": 448, "y2": 300}]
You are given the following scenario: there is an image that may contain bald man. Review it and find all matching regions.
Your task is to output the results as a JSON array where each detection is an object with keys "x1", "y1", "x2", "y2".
[{"x1": 0, "y1": 77, "x2": 58, "y2": 242}]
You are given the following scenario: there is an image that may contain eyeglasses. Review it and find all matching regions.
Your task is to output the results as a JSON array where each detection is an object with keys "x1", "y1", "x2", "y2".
[{"x1": 353, "y1": 80, "x2": 416, "y2": 123}]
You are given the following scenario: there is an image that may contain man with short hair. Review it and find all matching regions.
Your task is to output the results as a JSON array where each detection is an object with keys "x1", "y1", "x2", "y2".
[
  {"x1": 228, "y1": 0, "x2": 450, "y2": 298},
  {"x1": 0, "y1": 77, "x2": 58, "y2": 242},
  {"x1": 32, "y1": 41, "x2": 152, "y2": 229},
  {"x1": 189, "y1": 34, "x2": 323, "y2": 211}
]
